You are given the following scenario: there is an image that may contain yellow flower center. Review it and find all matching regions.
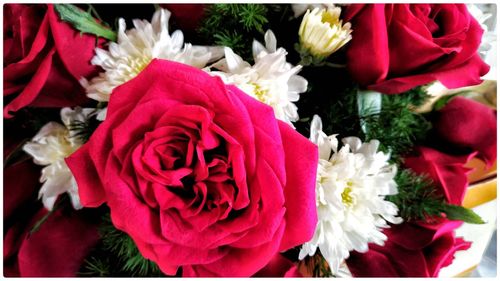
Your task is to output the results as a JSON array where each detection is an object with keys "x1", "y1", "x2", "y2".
[
  {"x1": 251, "y1": 83, "x2": 269, "y2": 103},
  {"x1": 131, "y1": 57, "x2": 151, "y2": 75},
  {"x1": 321, "y1": 10, "x2": 339, "y2": 28},
  {"x1": 341, "y1": 182, "x2": 354, "y2": 206}
]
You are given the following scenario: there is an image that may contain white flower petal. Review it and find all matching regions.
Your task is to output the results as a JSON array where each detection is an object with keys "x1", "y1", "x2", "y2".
[
  {"x1": 252, "y1": 39, "x2": 267, "y2": 58},
  {"x1": 209, "y1": 30, "x2": 307, "y2": 127},
  {"x1": 264, "y1": 29, "x2": 277, "y2": 53},
  {"x1": 24, "y1": 108, "x2": 87, "y2": 211},
  {"x1": 84, "y1": 8, "x2": 218, "y2": 108}
]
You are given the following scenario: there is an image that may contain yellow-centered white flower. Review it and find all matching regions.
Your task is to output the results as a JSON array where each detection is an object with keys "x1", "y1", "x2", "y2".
[
  {"x1": 299, "y1": 115, "x2": 402, "y2": 274},
  {"x1": 23, "y1": 107, "x2": 94, "y2": 210},
  {"x1": 83, "y1": 8, "x2": 223, "y2": 119},
  {"x1": 209, "y1": 30, "x2": 308, "y2": 127},
  {"x1": 298, "y1": 6, "x2": 352, "y2": 59}
]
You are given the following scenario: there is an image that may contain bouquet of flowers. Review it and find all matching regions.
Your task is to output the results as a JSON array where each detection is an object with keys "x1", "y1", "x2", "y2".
[{"x1": 3, "y1": 3, "x2": 497, "y2": 277}]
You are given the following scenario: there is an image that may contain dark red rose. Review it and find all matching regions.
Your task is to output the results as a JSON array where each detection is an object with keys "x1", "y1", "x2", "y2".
[
  {"x1": 405, "y1": 146, "x2": 476, "y2": 205},
  {"x1": 66, "y1": 59, "x2": 318, "y2": 277},
  {"x1": 432, "y1": 96, "x2": 497, "y2": 167},
  {"x1": 4, "y1": 208, "x2": 100, "y2": 277},
  {"x1": 3, "y1": 4, "x2": 104, "y2": 118},
  {"x1": 347, "y1": 146, "x2": 474, "y2": 277},
  {"x1": 160, "y1": 4, "x2": 206, "y2": 31},
  {"x1": 344, "y1": 4, "x2": 490, "y2": 94},
  {"x1": 347, "y1": 221, "x2": 471, "y2": 277},
  {"x1": 3, "y1": 128, "x2": 100, "y2": 277}
]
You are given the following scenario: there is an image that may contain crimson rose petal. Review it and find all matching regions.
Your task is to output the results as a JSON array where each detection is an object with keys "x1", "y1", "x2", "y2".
[{"x1": 3, "y1": 4, "x2": 102, "y2": 118}]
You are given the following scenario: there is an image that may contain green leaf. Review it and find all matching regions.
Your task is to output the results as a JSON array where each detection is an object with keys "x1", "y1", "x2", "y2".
[
  {"x1": 440, "y1": 204, "x2": 485, "y2": 224},
  {"x1": 433, "y1": 93, "x2": 460, "y2": 111},
  {"x1": 54, "y1": 4, "x2": 117, "y2": 41}
]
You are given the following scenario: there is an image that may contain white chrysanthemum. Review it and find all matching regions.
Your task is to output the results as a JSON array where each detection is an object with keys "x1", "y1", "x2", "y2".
[
  {"x1": 467, "y1": 4, "x2": 496, "y2": 80},
  {"x1": 209, "y1": 30, "x2": 308, "y2": 127},
  {"x1": 299, "y1": 115, "x2": 402, "y2": 274},
  {"x1": 23, "y1": 107, "x2": 94, "y2": 210},
  {"x1": 84, "y1": 8, "x2": 223, "y2": 106},
  {"x1": 298, "y1": 6, "x2": 352, "y2": 59}
]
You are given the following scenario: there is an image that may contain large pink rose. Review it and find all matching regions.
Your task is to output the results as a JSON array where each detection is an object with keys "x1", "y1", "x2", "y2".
[
  {"x1": 3, "y1": 4, "x2": 103, "y2": 118},
  {"x1": 66, "y1": 59, "x2": 318, "y2": 277},
  {"x1": 344, "y1": 4, "x2": 490, "y2": 94}
]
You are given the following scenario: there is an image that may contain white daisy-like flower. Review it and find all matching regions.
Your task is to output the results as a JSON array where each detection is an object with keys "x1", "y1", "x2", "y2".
[
  {"x1": 84, "y1": 8, "x2": 223, "y2": 114},
  {"x1": 209, "y1": 30, "x2": 308, "y2": 127},
  {"x1": 298, "y1": 6, "x2": 352, "y2": 60},
  {"x1": 299, "y1": 115, "x2": 402, "y2": 274},
  {"x1": 23, "y1": 107, "x2": 94, "y2": 210}
]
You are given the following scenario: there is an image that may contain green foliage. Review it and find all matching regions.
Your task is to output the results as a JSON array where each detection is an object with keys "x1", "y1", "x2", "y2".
[
  {"x1": 99, "y1": 214, "x2": 164, "y2": 276},
  {"x1": 198, "y1": 4, "x2": 269, "y2": 61},
  {"x1": 237, "y1": 4, "x2": 268, "y2": 32},
  {"x1": 388, "y1": 85, "x2": 432, "y2": 107},
  {"x1": 79, "y1": 256, "x2": 111, "y2": 277},
  {"x1": 54, "y1": 4, "x2": 117, "y2": 41},
  {"x1": 301, "y1": 85, "x2": 432, "y2": 163},
  {"x1": 387, "y1": 169, "x2": 484, "y2": 224},
  {"x1": 439, "y1": 203, "x2": 485, "y2": 224},
  {"x1": 387, "y1": 169, "x2": 446, "y2": 221},
  {"x1": 67, "y1": 110, "x2": 101, "y2": 143},
  {"x1": 213, "y1": 31, "x2": 246, "y2": 53},
  {"x1": 362, "y1": 106, "x2": 432, "y2": 163},
  {"x1": 433, "y1": 93, "x2": 461, "y2": 111},
  {"x1": 79, "y1": 213, "x2": 165, "y2": 277},
  {"x1": 357, "y1": 86, "x2": 432, "y2": 162}
]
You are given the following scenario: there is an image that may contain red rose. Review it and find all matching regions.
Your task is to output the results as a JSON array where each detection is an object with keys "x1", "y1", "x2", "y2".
[
  {"x1": 405, "y1": 146, "x2": 476, "y2": 206},
  {"x1": 4, "y1": 137, "x2": 99, "y2": 277},
  {"x1": 347, "y1": 147, "x2": 474, "y2": 277},
  {"x1": 160, "y1": 4, "x2": 206, "y2": 32},
  {"x1": 3, "y1": 4, "x2": 103, "y2": 118},
  {"x1": 4, "y1": 208, "x2": 100, "y2": 277},
  {"x1": 432, "y1": 97, "x2": 497, "y2": 167},
  {"x1": 66, "y1": 59, "x2": 318, "y2": 277},
  {"x1": 344, "y1": 4, "x2": 490, "y2": 94},
  {"x1": 347, "y1": 221, "x2": 471, "y2": 277}
]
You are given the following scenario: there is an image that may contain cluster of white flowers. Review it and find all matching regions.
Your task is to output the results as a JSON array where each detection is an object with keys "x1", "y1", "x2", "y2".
[
  {"x1": 80, "y1": 6, "x2": 354, "y2": 126},
  {"x1": 23, "y1": 107, "x2": 94, "y2": 210},
  {"x1": 299, "y1": 115, "x2": 402, "y2": 275},
  {"x1": 208, "y1": 30, "x2": 308, "y2": 127}
]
